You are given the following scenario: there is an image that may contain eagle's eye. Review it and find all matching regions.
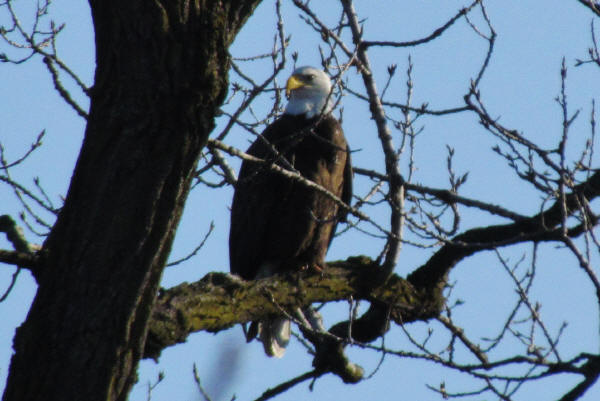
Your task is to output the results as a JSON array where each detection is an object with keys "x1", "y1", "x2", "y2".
[{"x1": 304, "y1": 73, "x2": 315, "y2": 82}]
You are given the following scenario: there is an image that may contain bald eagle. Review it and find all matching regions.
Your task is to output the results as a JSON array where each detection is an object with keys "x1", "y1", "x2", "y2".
[{"x1": 229, "y1": 66, "x2": 352, "y2": 357}]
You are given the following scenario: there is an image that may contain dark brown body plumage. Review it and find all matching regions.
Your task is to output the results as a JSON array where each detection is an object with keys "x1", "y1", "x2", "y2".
[{"x1": 229, "y1": 113, "x2": 352, "y2": 280}]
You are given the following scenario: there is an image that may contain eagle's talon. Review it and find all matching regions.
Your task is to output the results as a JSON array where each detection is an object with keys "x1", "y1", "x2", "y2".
[{"x1": 311, "y1": 263, "x2": 324, "y2": 275}]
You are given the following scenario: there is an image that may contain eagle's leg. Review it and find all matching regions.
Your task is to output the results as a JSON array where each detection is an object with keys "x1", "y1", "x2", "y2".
[
  {"x1": 310, "y1": 262, "x2": 325, "y2": 274},
  {"x1": 298, "y1": 262, "x2": 325, "y2": 274}
]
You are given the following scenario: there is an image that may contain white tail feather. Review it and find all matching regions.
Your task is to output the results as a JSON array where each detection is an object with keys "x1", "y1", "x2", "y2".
[{"x1": 259, "y1": 317, "x2": 291, "y2": 358}]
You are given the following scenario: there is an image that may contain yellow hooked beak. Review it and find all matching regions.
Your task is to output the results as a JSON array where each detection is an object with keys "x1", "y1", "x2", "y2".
[{"x1": 285, "y1": 74, "x2": 305, "y2": 98}]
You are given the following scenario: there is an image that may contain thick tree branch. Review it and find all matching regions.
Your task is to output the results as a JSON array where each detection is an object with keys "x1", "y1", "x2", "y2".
[
  {"x1": 144, "y1": 256, "x2": 431, "y2": 359},
  {"x1": 557, "y1": 354, "x2": 600, "y2": 401},
  {"x1": 144, "y1": 170, "x2": 600, "y2": 366}
]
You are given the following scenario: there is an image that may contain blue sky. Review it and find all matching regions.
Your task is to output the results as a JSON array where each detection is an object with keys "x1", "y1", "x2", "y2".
[{"x1": 2, "y1": 1, "x2": 600, "y2": 400}]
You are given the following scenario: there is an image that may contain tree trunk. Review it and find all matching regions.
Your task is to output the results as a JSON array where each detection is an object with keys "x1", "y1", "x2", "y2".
[{"x1": 2, "y1": 1, "x2": 260, "y2": 400}]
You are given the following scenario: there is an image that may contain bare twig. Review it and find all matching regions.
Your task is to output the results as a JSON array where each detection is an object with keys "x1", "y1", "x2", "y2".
[
  {"x1": 0, "y1": 130, "x2": 45, "y2": 170},
  {"x1": 577, "y1": 0, "x2": 600, "y2": 17},
  {"x1": 252, "y1": 370, "x2": 322, "y2": 401},
  {"x1": 43, "y1": 56, "x2": 88, "y2": 118},
  {"x1": 341, "y1": 0, "x2": 404, "y2": 281},
  {"x1": 193, "y1": 364, "x2": 215, "y2": 401},
  {"x1": 437, "y1": 315, "x2": 488, "y2": 365},
  {"x1": 167, "y1": 222, "x2": 215, "y2": 267},
  {"x1": 207, "y1": 139, "x2": 397, "y2": 239},
  {"x1": 361, "y1": 1, "x2": 480, "y2": 49}
]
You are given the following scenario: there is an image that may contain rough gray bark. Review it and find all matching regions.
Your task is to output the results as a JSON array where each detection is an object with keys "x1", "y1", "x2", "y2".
[{"x1": 2, "y1": 2, "x2": 261, "y2": 401}]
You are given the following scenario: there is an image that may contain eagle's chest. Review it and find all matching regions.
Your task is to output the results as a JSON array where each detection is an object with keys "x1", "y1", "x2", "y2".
[{"x1": 280, "y1": 130, "x2": 337, "y2": 173}]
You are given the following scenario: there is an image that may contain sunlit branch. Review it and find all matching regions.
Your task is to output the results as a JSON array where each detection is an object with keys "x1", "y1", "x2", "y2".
[
  {"x1": 252, "y1": 370, "x2": 322, "y2": 401},
  {"x1": 409, "y1": 170, "x2": 600, "y2": 288},
  {"x1": 207, "y1": 138, "x2": 398, "y2": 240},
  {"x1": 192, "y1": 364, "x2": 216, "y2": 401},
  {"x1": 0, "y1": 130, "x2": 45, "y2": 170},
  {"x1": 0, "y1": 215, "x2": 38, "y2": 271},
  {"x1": 465, "y1": 84, "x2": 563, "y2": 174},
  {"x1": 0, "y1": 156, "x2": 56, "y2": 227},
  {"x1": 467, "y1": 1, "x2": 496, "y2": 88},
  {"x1": 292, "y1": 0, "x2": 358, "y2": 66},
  {"x1": 495, "y1": 249, "x2": 563, "y2": 362},
  {"x1": 361, "y1": 1, "x2": 480, "y2": 49},
  {"x1": 217, "y1": 20, "x2": 288, "y2": 141},
  {"x1": 353, "y1": 167, "x2": 527, "y2": 221},
  {"x1": 43, "y1": 57, "x2": 88, "y2": 119},
  {"x1": 577, "y1": 0, "x2": 600, "y2": 17},
  {"x1": 341, "y1": 0, "x2": 404, "y2": 282},
  {"x1": 437, "y1": 315, "x2": 488, "y2": 365},
  {"x1": 0, "y1": 265, "x2": 20, "y2": 302},
  {"x1": 166, "y1": 222, "x2": 215, "y2": 267},
  {"x1": 1, "y1": 0, "x2": 89, "y2": 116},
  {"x1": 344, "y1": 84, "x2": 470, "y2": 116}
]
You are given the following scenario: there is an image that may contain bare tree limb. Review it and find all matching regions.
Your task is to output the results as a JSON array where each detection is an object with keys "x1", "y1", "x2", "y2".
[
  {"x1": 354, "y1": 167, "x2": 527, "y2": 221},
  {"x1": 0, "y1": 249, "x2": 38, "y2": 269},
  {"x1": 409, "y1": 170, "x2": 600, "y2": 288},
  {"x1": 43, "y1": 57, "x2": 89, "y2": 119},
  {"x1": 144, "y1": 256, "x2": 425, "y2": 360},
  {"x1": 207, "y1": 139, "x2": 396, "y2": 238},
  {"x1": 361, "y1": 1, "x2": 480, "y2": 49},
  {"x1": 145, "y1": 167, "x2": 600, "y2": 364},
  {"x1": 0, "y1": 215, "x2": 36, "y2": 254},
  {"x1": 0, "y1": 130, "x2": 45, "y2": 170},
  {"x1": 577, "y1": 0, "x2": 600, "y2": 17},
  {"x1": 557, "y1": 354, "x2": 600, "y2": 401},
  {"x1": 252, "y1": 370, "x2": 322, "y2": 401},
  {"x1": 341, "y1": 0, "x2": 404, "y2": 282}
]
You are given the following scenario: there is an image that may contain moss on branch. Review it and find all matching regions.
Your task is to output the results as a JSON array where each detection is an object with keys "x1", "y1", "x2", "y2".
[{"x1": 144, "y1": 255, "x2": 441, "y2": 359}]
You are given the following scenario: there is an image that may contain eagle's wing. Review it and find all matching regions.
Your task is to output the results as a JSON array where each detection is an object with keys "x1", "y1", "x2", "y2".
[
  {"x1": 230, "y1": 115, "x2": 352, "y2": 278},
  {"x1": 339, "y1": 143, "x2": 353, "y2": 223},
  {"x1": 229, "y1": 118, "x2": 295, "y2": 279}
]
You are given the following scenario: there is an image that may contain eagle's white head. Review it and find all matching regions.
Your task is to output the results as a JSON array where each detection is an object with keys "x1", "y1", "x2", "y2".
[{"x1": 284, "y1": 66, "x2": 333, "y2": 118}]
